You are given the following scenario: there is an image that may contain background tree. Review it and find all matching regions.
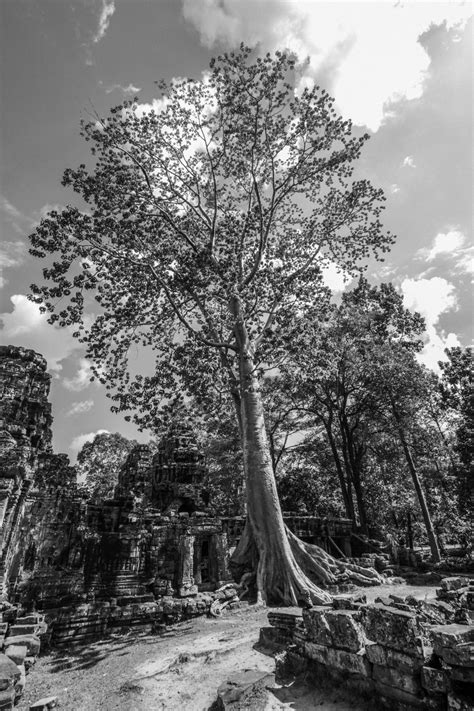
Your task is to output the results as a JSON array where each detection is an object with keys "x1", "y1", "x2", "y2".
[
  {"x1": 29, "y1": 47, "x2": 391, "y2": 605},
  {"x1": 439, "y1": 346, "x2": 473, "y2": 519},
  {"x1": 77, "y1": 432, "x2": 138, "y2": 501}
]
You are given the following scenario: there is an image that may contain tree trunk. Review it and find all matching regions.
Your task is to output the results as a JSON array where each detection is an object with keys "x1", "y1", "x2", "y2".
[
  {"x1": 324, "y1": 417, "x2": 355, "y2": 520},
  {"x1": 229, "y1": 356, "x2": 383, "y2": 605},
  {"x1": 393, "y1": 407, "x2": 441, "y2": 563}
]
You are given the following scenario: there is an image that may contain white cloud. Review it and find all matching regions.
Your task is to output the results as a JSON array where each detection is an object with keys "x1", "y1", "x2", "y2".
[
  {"x1": 1, "y1": 195, "x2": 35, "y2": 233},
  {"x1": 62, "y1": 358, "x2": 95, "y2": 391},
  {"x1": 321, "y1": 262, "x2": 351, "y2": 293},
  {"x1": 70, "y1": 429, "x2": 109, "y2": 455},
  {"x1": 92, "y1": 0, "x2": 115, "y2": 44},
  {"x1": 66, "y1": 400, "x2": 95, "y2": 417},
  {"x1": 390, "y1": 184, "x2": 400, "y2": 194},
  {"x1": 402, "y1": 156, "x2": 416, "y2": 168},
  {"x1": 421, "y1": 228, "x2": 465, "y2": 260},
  {"x1": 104, "y1": 83, "x2": 141, "y2": 95},
  {"x1": 401, "y1": 276, "x2": 459, "y2": 370},
  {"x1": 0, "y1": 295, "x2": 80, "y2": 371},
  {"x1": 417, "y1": 229, "x2": 473, "y2": 274},
  {"x1": 182, "y1": 0, "x2": 472, "y2": 131},
  {"x1": 0, "y1": 241, "x2": 26, "y2": 288}
]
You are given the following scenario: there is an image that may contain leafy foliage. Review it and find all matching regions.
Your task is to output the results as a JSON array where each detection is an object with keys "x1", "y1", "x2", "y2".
[{"x1": 77, "y1": 432, "x2": 138, "y2": 501}]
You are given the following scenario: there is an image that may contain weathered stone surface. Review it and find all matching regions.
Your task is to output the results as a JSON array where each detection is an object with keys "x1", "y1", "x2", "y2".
[
  {"x1": 4, "y1": 645, "x2": 28, "y2": 666},
  {"x1": 4, "y1": 635, "x2": 40, "y2": 657},
  {"x1": 215, "y1": 670, "x2": 274, "y2": 709},
  {"x1": 332, "y1": 594, "x2": 367, "y2": 610},
  {"x1": 430, "y1": 625, "x2": 474, "y2": 667},
  {"x1": 0, "y1": 688, "x2": 15, "y2": 711},
  {"x1": 440, "y1": 577, "x2": 470, "y2": 592},
  {"x1": 373, "y1": 680, "x2": 424, "y2": 707},
  {"x1": 303, "y1": 607, "x2": 366, "y2": 652},
  {"x1": 324, "y1": 610, "x2": 367, "y2": 652},
  {"x1": 372, "y1": 664, "x2": 422, "y2": 696},
  {"x1": 449, "y1": 664, "x2": 474, "y2": 683},
  {"x1": 361, "y1": 604, "x2": 426, "y2": 656},
  {"x1": 420, "y1": 665, "x2": 449, "y2": 694},
  {"x1": 447, "y1": 690, "x2": 474, "y2": 711},
  {"x1": 29, "y1": 697, "x2": 58, "y2": 710},
  {"x1": 0, "y1": 655, "x2": 20, "y2": 692},
  {"x1": 365, "y1": 642, "x2": 431, "y2": 672},
  {"x1": 304, "y1": 641, "x2": 372, "y2": 676}
]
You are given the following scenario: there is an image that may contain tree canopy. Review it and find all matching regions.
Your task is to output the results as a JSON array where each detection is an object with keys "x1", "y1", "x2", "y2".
[{"x1": 29, "y1": 47, "x2": 393, "y2": 605}]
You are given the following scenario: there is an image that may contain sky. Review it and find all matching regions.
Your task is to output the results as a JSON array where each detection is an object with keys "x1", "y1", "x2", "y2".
[{"x1": 0, "y1": 0, "x2": 472, "y2": 461}]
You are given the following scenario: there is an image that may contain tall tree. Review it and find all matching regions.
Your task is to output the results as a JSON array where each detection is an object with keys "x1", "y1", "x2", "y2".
[{"x1": 29, "y1": 47, "x2": 390, "y2": 604}]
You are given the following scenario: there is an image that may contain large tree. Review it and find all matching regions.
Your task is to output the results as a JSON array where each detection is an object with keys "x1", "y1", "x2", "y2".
[{"x1": 29, "y1": 47, "x2": 390, "y2": 605}]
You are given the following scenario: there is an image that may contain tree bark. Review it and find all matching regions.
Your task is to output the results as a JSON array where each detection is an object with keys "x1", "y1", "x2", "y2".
[
  {"x1": 229, "y1": 295, "x2": 383, "y2": 606},
  {"x1": 392, "y1": 406, "x2": 441, "y2": 563},
  {"x1": 324, "y1": 417, "x2": 355, "y2": 520}
]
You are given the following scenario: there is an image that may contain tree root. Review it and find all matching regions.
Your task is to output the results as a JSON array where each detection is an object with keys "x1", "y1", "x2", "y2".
[{"x1": 229, "y1": 519, "x2": 383, "y2": 609}]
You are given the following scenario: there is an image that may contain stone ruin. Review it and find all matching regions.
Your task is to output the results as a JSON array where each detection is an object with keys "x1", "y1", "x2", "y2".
[
  {"x1": 0, "y1": 345, "x2": 356, "y2": 707},
  {"x1": 263, "y1": 576, "x2": 474, "y2": 710},
  {"x1": 2, "y1": 345, "x2": 471, "y2": 710}
]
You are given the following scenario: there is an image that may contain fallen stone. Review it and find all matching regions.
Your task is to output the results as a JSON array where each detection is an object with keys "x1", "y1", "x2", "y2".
[
  {"x1": 4, "y1": 635, "x2": 40, "y2": 657},
  {"x1": 323, "y1": 610, "x2": 367, "y2": 652},
  {"x1": 215, "y1": 670, "x2": 274, "y2": 710},
  {"x1": 420, "y1": 665, "x2": 449, "y2": 694},
  {"x1": 440, "y1": 577, "x2": 470, "y2": 592},
  {"x1": 9, "y1": 625, "x2": 38, "y2": 636},
  {"x1": 29, "y1": 697, "x2": 58, "y2": 710},
  {"x1": 449, "y1": 664, "x2": 474, "y2": 683},
  {"x1": 0, "y1": 655, "x2": 20, "y2": 691},
  {"x1": 0, "y1": 688, "x2": 15, "y2": 711},
  {"x1": 430, "y1": 624, "x2": 474, "y2": 666},
  {"x1": 447, "y1": 690, "x2": 474, "y2": 711},
  {"x1": 373, "y1": 680, "x2": 424, "y2": 707},
  {"x1": 332, "y1": 594, "x2": 367, "y2": 611},
  {"x1": 304, "y1": 641, "x2": 372, "y2": 676},
  {"x1": 4, "y1": 645, "x2": 27, "y2": 666},
  {"x1": 361, "y1": 604, "x2": 427, "y2": 656},
  {"x1": 365, "y1": 642, "x2": 431, "y2": 672},
  {"x1": 372, "y1": 663, "x2": 422, "y2": 696}
]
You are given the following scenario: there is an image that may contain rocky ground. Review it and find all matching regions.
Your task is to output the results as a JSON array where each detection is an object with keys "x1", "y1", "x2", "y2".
[{"x1": 19, "y1": 584, "x2": 437, "y2": 711}]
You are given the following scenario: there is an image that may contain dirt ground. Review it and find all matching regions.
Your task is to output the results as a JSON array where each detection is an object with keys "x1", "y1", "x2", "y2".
[{"x1": 19, "y1": 584, "x2": 437, "y2": 711}]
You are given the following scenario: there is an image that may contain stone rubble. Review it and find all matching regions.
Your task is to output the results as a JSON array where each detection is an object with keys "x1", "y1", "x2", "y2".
[{"x1": 269, "y1": 578, "x2": 474, "y2": 710}]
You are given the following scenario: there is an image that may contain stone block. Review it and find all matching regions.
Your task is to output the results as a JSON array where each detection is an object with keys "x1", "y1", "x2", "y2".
[
  {"x1": 4, "y1": 635, "x2": 40, "y2": 657},
  {"x1": 361, "y1": 604, "x2": 426, "y2": 656},
  {"x1": 4, "y1": 645, "x2": 27, "y2": 666},
  {"x1": 449, "y1": 665, "x2": 474, "y2": 683},
  {"x1": 304, "y1": 641, "x2": 372, "y2": 676},
  {"x1": 447, "y1": 690, "x2": 474, "y2": 711},
  {"x1": 365, "y1": 642, "x2": 430, "y2": 672},
  {"x1": 373, "y1": 680, "x2": 424, "y2": 708},
  {"x1": 29, "y1": 697, "x2": 58, "y2": 710},
  {"x1": 9, "y1": 625, "x2": 37, "y2": 636},
  {"x1": 420, "y1": 665, "x2": 449, "y2": 694},
  {"x1": 302, "y1": 607, "x2": 366, "y2": 652},
  {"x1": 0, "y1": 688, "x2": 15, "y2": 711},
  {"x1": 440, "y1": 577, "x2": 469, "y2": 592},
  {"x1": 372, "y1": 663, "x2": 422, "y2": 696},
  {"x1": 302, "y1": 607, "x2": 332, "y2": 646},
  {"x1": 465, "y1": 591, "x2": 474, "y2": 611},
  {"x1": 0, "y1": 655, "x2": 20, "y2": 694},
  {"x1": 331, "y1": 594, "x2": 367, "y2": 610},
  {"x1": 215, "y1": 669, "x2": 273, "y2": 709},
  {"x1": 430, "y1": 625, "x2": 474, "y2": 667},
  {"x1": 324, "y1": 610, "x2": 367, "y2": 652}
]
